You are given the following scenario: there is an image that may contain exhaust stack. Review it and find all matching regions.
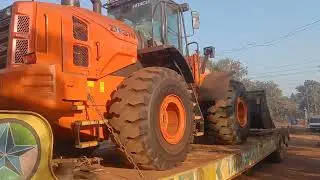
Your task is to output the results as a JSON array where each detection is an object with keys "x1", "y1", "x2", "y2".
[
  {"x1": 91, "y1": 0, "x2": 102, "y2": 14},
  {"x1": 61, "y1": 0, "x2": 80, "y2": 7},
  {"x1": 61, "y1": 0, "x2": 102, "y2": 14}
]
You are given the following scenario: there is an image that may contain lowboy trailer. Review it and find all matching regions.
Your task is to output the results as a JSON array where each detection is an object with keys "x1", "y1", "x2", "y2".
[
  {"x1": 0, "y1": 0, "x2": 288, "y2": 179},
  {"x1": 0, "y1": 90, "x2": 289, "y2": 180},
  {"x1": 71, "y1": 128, "x2": 289, "y2": 180}
]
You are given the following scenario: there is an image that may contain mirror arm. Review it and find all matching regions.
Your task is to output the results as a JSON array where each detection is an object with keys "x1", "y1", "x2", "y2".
[{"x1": 187, "y1": 42, "x2": 199, "y2": 54}]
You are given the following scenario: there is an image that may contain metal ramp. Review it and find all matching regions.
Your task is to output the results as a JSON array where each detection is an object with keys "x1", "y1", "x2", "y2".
[{"x1": 246, "y1": 90, "x2": 276, "y2": 129}]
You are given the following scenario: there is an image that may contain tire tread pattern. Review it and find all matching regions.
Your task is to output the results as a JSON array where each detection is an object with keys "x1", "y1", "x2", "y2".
[
  {"x1": 108, "y1": 67, "x2": 194, "y2": 170},
  {"x1": 205, "y1": 80, "x2": 249, "y2": 145}
]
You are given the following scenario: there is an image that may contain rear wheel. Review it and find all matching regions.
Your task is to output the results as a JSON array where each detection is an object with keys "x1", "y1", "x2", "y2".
[
  {"x1": 108, "y1": 67, "x2": 194, "y2": 170},
  {"x1": 205, "y1": 80, "x2": 250, "y2": 145},
  {"x1": 268, "y1": 136, "x2": 287, "y2": 162}
]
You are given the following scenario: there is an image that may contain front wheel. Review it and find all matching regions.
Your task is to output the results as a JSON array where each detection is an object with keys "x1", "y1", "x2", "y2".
[
  {"x1": 108, "y1": 67, "x2": 194, "y2": 170},
  {"x1": 205, "y1": 80, "x2": 250, "y2": 145}
]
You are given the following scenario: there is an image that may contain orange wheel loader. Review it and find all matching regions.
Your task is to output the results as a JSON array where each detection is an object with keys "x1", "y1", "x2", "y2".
[{"x1": 0, "y1": 0, "x2": 249, "y2": 171}]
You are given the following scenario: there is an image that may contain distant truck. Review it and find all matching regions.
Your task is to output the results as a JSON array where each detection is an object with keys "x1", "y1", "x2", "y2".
[{"x1": 308, "y1": 115, "x2": 320, "y2": 131}]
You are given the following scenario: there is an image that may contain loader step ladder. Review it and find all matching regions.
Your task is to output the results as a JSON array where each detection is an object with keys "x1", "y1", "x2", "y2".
[
  {"x1": 72, "y1": 120, "x2": 107, "y2": 148},
  {"x1": 188, "y1": 84, "x2": 205, "y2": 136}
]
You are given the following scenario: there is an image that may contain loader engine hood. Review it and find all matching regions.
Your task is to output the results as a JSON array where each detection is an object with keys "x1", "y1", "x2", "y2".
[{"x1": 0, "y1": 1, "x2": 138, "y2": 114}]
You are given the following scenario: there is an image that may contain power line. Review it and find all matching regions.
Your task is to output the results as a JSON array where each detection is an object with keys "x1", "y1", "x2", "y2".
[
  {"x1": 214, "y1": 58, "x2": 319, "y2": 73},
  {"x1": 249, "y1": 64, "x2": 320, "y2": 76},
  {"x1": 217, "y1": 18, "x2": 320, "y2": 55},
  {"x1": 276, "y1": 80, "x2": 317, "y2": 85},
  {"x1": 249, "y1": 69, "x2": 319, "y2": 79},
  {"x1": 248, "y1": 59, "x2": 319, "y2": 70},
  {"x1": 213, "y1": 58, "x2": 319, "y2": 76}
]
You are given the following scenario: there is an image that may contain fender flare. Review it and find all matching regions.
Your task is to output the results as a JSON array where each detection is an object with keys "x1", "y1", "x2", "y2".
[
  {"x1": 198, "y1": 72, "x2": 234, "y2": 102},
  {"x1": 138, "y1": 45, "x2": 194, "y2": 83}
]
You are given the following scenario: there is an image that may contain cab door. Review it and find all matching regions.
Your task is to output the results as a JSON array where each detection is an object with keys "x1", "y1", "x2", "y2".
[{"x1": 164, "y1": 3, "x2": 182, "y2": 52}]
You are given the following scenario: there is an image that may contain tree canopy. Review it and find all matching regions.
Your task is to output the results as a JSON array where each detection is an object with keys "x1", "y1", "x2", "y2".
[
  {"x1": 292, "y1": 80, "x2": 320, "y2": 117},
  {"x1": 206, "y1": 58, "x2": 315, "y2": 121},
  {"x1": 207, "y1": 58, "x2": 248, "y2": 81}
]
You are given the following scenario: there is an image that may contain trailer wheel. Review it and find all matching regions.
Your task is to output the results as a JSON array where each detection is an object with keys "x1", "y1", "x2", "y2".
[
  {"x1": 205, "y1": 80, "x2": 250, "y2": 145},
  {"x1": 108, "y1": 67, "x2": 194, "y2": 170},
  {"x1": 269, "y1": 136, "x2": 287, "y2": 162}
]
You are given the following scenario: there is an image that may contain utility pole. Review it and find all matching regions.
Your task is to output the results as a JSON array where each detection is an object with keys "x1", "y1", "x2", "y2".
[
  {"x1": 304, "y1": 107, "x2": 308, "y2": 126},
  {"x1": 306, "y1": 84, "x2": 310, "y2": 117},
  {"x1": 313, "y1": 83, "x2": 319, "y2": 114},
  {"x1": 313, "y1": 84, "x2": 318, "y2": 114}
]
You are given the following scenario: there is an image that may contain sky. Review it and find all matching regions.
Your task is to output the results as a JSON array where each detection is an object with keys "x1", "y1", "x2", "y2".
[
  {"x1": 1, "y1": 0, "x2": 320, "y2": 96},
  {"x1": 177, "y1": 0, "x2": 320, "y2": 96}
]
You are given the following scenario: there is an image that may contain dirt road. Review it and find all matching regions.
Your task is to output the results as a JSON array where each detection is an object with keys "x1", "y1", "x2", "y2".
[{"x1": 237, "y1": 130, "x2": 320, "y2": 180}]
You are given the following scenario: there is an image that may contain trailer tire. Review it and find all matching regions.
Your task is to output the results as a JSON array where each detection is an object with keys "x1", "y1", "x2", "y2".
[
  {"x1": 108, "y1": 67, "x2": 194, "y2": 170},
  {"x1": 205, "y1": 80, "x2": 250, "y2": 145},
  {"x1": 269, "y1": 136, "x2": 287, "y2": 162}
]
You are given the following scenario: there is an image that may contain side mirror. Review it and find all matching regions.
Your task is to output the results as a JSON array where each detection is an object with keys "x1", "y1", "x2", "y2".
[
  {"x1": 204, "y1": 46, "x2": 215, "y2": 58},
  {"x1": 191, "y1": 11, "x2": 200, "y2": 29}
]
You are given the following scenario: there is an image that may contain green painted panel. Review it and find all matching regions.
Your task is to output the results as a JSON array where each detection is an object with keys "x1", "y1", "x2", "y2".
[
  {"x1": 0, "y1": 167, "x2": 20, "y2": 180},
  {"x1": 10, "y1": 123, "x2": 37, "y2": 145}
]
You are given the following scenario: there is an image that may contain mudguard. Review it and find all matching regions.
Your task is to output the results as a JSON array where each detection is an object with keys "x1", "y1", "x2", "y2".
[
  {"x1": 0, "y1": 111, "x2": 56, "y2": 180},
  {"x1": 198, "y1": 71, "x2": 234, "y2": 102},
  {"x1": 138, "y1": 45, "x2": 195, "y2": 83}
]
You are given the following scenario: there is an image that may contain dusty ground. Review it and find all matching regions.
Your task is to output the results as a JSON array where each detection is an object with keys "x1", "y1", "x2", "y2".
[{"x1": 237, "y1": 129, "x2": 320, "y2": 180}]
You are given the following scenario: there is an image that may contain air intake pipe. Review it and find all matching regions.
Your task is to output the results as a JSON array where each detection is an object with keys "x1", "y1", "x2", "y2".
[
  {"x1": 61, "y1": 0, "x2": 80, "y2": 7},
  {"x1": 61, "y1": 0, "x2": 101, "y2": 14},
  {"x1": 91, "y1": 0, "x2": 102, "y2": 14}
]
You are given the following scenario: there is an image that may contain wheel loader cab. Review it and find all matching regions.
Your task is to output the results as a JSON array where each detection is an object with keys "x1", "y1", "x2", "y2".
[
  {"x1": 107, "y1": 0, "x2": 188, "y2": 52},
  {"x1": 106, "y1": 0, "x2": 203, "y2": 85}
]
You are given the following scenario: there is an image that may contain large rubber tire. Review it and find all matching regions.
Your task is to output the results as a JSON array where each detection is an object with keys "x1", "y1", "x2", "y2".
[
  {"x1": 205, "y1": 80, "x2": 250, "y2": 145},
  {"x1": 268, "y1": 136, "x2": 287, "y2": 163},
  {"x1": 108, "y1": 67, "x2": 194, "y2": 170}
]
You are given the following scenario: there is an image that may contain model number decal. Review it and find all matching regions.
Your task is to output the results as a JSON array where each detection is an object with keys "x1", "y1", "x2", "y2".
[
  {"x1": 108, "y1": 24, "x2": 136, "y2": 39},
  {"x1": 132, "y1": 0, "x2": 150, "y2": 8}
]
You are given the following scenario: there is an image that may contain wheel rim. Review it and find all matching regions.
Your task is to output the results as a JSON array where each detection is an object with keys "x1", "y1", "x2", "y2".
[
  {"x1": 159, "y1": 94, "x2": 186, "y2": 145},
  {"x1": 236, "y1": 97, "x2": 248, "y2": 127}
]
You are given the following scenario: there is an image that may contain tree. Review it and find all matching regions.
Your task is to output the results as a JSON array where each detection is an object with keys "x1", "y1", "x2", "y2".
[
  {"x1": 294, "y1": 80, "x2": 320, "y2": 116},
  {"x1": 207, "y1": 58, "x2": 248, "y2": 81}
]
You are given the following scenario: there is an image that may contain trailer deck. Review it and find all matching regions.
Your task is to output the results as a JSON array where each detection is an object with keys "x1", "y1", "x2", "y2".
[
  {"x1": 0, "y1": 90, "x2": 289, "y2": 180},
  {"x1": 61, "y1": 128, "x2": 288, "y2": 180}
]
